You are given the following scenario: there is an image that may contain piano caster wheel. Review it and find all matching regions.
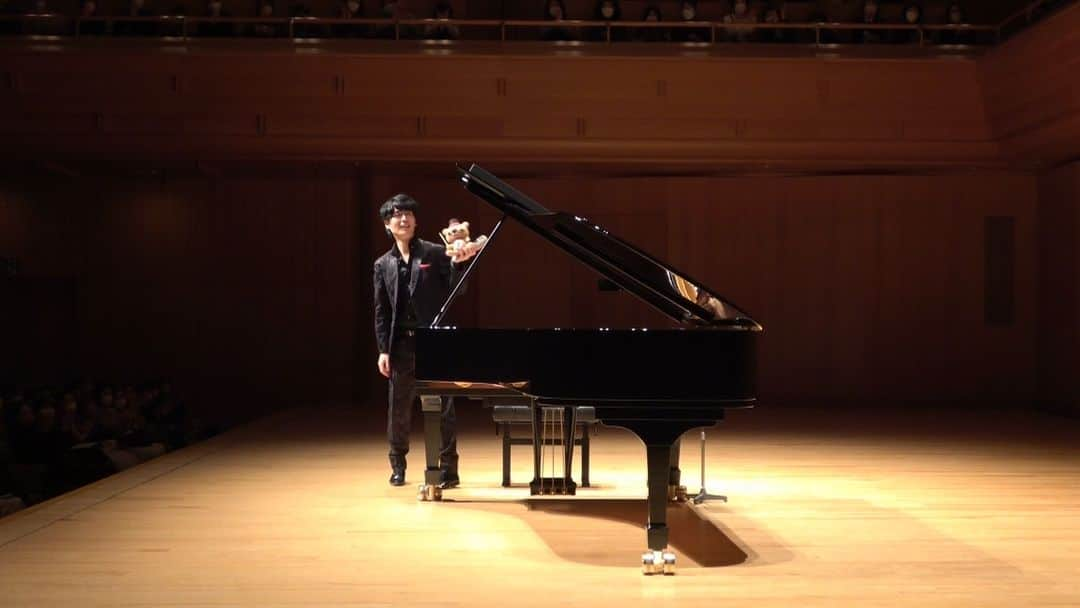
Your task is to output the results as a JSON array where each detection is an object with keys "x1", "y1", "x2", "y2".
[
  {"x1": 668, "y1": 485, "x2": 688, "y2": 503},
  {"x1": 641, "y1": 551, "x2": 677, "y2": 575},
  {"x1": 417, "y1": 484, "x2": 443, "y2": 502},
  {"x1": 662, "y1": 552, "x2": 677, "y2": 575}
]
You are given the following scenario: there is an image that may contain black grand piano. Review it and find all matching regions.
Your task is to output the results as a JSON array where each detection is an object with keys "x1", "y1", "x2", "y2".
[{"x1": 414, "y1": 164, "x2": 762, "y2": 574}]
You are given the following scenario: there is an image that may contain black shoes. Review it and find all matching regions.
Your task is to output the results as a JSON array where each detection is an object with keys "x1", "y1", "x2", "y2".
[
  {"x1": 389, "y1": 469, "x2": 406, "y2": 486},
  {"x1": 438, "y1": 471, "x2": 460, "y2": 489}
]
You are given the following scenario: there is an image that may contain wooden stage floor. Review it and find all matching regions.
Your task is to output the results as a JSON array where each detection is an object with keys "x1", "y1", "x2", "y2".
[{"x1": 1, "y1": 402, "x2": 1078, "y2": 607}]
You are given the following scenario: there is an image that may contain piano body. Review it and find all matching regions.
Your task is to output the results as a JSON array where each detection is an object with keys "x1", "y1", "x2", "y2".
[{"x1": 414, "y1": 164, "x2": 763, "y2": 574}]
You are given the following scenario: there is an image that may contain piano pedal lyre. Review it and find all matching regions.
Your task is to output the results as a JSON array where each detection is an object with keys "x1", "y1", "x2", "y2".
[
  {"x1": 641, "y1": 550, "x2": 677, "y2": 575},
  {"x1": 529, "y1": 477, "x2": 577, "y2": 496},
  {"x1": 667, "y1": 485, "x2": 688, "y2": 503}
]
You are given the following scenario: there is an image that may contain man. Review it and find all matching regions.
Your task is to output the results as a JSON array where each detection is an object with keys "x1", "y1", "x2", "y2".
[{"x1": 373, "y1": 193, "x2": 478, "y2": 488}]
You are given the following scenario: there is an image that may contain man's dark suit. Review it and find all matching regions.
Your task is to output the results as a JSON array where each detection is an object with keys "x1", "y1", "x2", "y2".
[{"x1": 373, "y1": 237, "x2": 464, "y2": 477}]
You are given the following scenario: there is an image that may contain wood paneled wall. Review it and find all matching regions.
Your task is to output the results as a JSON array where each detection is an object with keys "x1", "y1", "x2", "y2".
[
  {"x1": 3, "y1": 168, "x2": 1039, "y2": 416},
  {"x1": 978, "y1": 2, "x2": 1080, "y2": 167},
  {"x1": 1038, "y1": 161, "x2": 1080, "y2": 416},
  {"x1": 1, "y1": 169, "x2": 370, "y2": 423},
  {"x1": 0, "y1": 43, "x2": 996, "y2": 170},
  {"x1": 369, "y1": 169, "x2": 1039, "y2": 406}
]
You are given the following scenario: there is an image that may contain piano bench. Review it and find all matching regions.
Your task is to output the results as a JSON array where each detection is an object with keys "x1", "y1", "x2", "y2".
[{"x1": 490, "y1": 405, "x2": 596, "y2": 489}]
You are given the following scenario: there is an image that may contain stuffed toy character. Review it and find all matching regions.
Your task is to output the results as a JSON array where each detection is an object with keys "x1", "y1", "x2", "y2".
[{"x1": 439, "y1": 218, "x2": 488, "y2": 259}]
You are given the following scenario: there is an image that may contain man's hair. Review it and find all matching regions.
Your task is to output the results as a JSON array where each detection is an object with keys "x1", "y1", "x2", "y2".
[{"x1": 379, "y1": 193, "x2": 420, "y2": 221}]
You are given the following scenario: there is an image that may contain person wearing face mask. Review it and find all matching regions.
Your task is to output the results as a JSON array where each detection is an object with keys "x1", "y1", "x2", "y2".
[
  {"x1": 671, "y1": 0, "x2": 707, "y2": 43},
  {"x1": 722, "y1": 0, "x2": 757, "y2": 42},
  {"x1": 541, "y1": 0, "x2": 576, "y2": 41},
  {"x1": 78, "y1": 0, "x2": 107, "y2": 35},
  {"x1": 423, "y1": 2, "x2": 459, "y2": 40},
  {"x1": 894, "y1": 3, "x2": 921, "y2": 44},
  {"x1": 855, "y1": 0, "x2": 883, "y2": 43},
  {"x1": 289, "y1": 1, "x2": 318, "y2": 38},
  {"x1": 938, "y1": 2, "x2": 972, "y2": 45},
  {"x1": 198, "y1": 0, "x2": 234, "y2": 36},
  {"x1": 333, "y1": 0, "x2": 365, "y2": 38},
  {"x1": 374, "y1": 194, "x2": 480, "y2": 489},
  {"x1": 761, "y1": 3, "x2": 792, "y2": 43},
  {"x1": 251, "y1": 0, "x2": 283, "y2": 37},
  {"x1": 635, "y1": 5, "x2": 668, "y2": 42},
  {"x1": 22, "y1": 0, "x2": 62, "y2": 35},
  {"x1": 590, "y1": 0, "x2": 625, "y2": 42},
  {"x1": 115, "y1": 0, "x2": 159, "y2": 37},
  {"x1": 375, "y1": 0, "x2": 415, "y2": 38}
]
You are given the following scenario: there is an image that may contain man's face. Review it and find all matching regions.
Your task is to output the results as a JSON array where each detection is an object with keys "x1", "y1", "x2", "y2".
[{"x1": 385, "y1": 209, "x2": 416, "y2": 242}]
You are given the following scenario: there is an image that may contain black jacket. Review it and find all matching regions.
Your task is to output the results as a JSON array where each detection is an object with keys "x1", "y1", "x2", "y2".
[{"x1": 373, "y1": 238, "x2": 464, "y2": 355}]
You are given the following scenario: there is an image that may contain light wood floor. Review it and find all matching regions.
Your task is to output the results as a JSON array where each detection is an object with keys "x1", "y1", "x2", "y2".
[{"x1": 1, "y1": 403, "x2": 1078, "y2": 607}]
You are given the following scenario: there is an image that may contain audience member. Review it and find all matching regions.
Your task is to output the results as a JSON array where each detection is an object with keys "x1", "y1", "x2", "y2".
[
  {"x1": 114, "y1": 0, "x2": 159, "y2": 37},
  {"x1": 541, "y1": 0, "x2": 576, "y2": 41},
  {"x1": 722, "y1": 0, "x2": 757, "y2": 42},
  {"x1": 333, "y1": 0, "x2": 366, "y2": 38},
  {"x1": 78, "y1": 0, "x2": 106, "y2": 35},
  {"x1": 635, "y1": 5, "x2": 667, "y2": 42},
  {"x1": 671, "y1": 0, "x2": 708, "y2": 43},
  {"x1": 937, "y1": 2, "x2": 973, "y2": 45},
  {"x1": 251, "y1": 0, "x2": 285, "y2": 37},
  {"x1": 591, "y1": 0, "x2": 625, "y2": 41},
  {"x1": 896, "y1": 3, "x2": 922, "y2": 44},
  {"x1": 423, "y1": 1, "x2": 459, "y2": 40},
  {"x1": 856, "y1": 0, "x2": 883, "y2": 43},
  {"x1": 760, "y1": 3, "x2": 789, "y2": 43},
  {"x1": 198, "y1": 0, "x2": 235, "y2": 36}
]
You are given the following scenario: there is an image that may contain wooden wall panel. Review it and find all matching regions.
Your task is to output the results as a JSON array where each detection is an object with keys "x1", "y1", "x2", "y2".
[
  {"x1": 362, "y1": 170, "x2": 1039, "y2": 406},
  {"x1": 0, "y1": 43, "x2": 1003, "y2": 168},
  {"x1": 978, "y1": 3, "x2": 1080, "y2": 165},
  {"x1": 1, "y1": 171, "x2": 365, "y2": 423},
  {"x1": 1037, "y1": 162, "x2": 1080, "y2": 416}
]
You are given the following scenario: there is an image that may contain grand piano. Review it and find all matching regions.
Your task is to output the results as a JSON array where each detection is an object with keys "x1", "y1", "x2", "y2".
[{"x1": 414, "y1": 164, "x2": 763, "y2": 574}]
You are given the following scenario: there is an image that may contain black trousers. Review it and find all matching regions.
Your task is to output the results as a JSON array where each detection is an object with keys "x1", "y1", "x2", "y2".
[{"x1": 388, "y1": 332, "x2": 458, "y2": 472}]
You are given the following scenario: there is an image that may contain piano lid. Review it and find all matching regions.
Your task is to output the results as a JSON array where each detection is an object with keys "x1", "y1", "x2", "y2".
[{"x1": 457, "y1": 164, "x2": 762, "y2": 330}]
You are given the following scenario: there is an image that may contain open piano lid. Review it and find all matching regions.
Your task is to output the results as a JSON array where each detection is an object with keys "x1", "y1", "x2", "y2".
[{"x1": 457, "y1": 164, "x2": 762, "y2": 330}]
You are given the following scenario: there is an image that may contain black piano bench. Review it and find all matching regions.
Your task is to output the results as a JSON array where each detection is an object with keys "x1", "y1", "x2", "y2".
[{"x1": 491, "y1": 405, "x2": 596, "y2": 488}]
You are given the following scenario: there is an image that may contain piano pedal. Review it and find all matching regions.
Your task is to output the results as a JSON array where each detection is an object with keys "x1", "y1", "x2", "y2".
[
  {"x1": 416, "y1": 483, "x2": 442, "y2": 502},
  {"x1": 641, "y1": 550, "x2": 677, "y2": 575},
  {"x1": 529, "y1": 478, "x2": 577, "y2": 496},
  {"x1": 667, "y1": 485, "x2": 688, "y2": 503}
]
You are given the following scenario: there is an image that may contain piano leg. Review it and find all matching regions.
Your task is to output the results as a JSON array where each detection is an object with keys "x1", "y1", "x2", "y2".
[
  {"x1": 417, "y1": 395, "x2": 443, "y2": 501},
  {"x1": 643, "y1": 442, "x2": 678, "y2": 575}
]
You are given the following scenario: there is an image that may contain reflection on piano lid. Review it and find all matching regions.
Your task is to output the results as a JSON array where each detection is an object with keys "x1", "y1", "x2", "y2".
[{"x1": 455, "y1": 163, "x2": 761, "y2": 330}]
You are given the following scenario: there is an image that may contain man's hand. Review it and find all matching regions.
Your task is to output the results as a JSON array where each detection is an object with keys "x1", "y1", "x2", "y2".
[
  {"x1": 377, "y1": 353, "x2": 391, "y2": 378},
  {"x1": 447, "y1": 245, "x2": 478, "y2": 264}
]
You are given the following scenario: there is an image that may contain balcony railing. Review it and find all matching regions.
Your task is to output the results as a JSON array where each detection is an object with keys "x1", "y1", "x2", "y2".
[{"x1": 0, "y1": 0, "x2": 1071, "y2": 48}]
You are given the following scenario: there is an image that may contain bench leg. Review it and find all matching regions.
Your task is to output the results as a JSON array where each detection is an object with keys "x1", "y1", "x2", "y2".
[
  {"x1": 580, "y1": 425, "x2": 590, "y2": 488},
  {"x1": 501, "y1": 422, "x2": 511, "y2": 487}
]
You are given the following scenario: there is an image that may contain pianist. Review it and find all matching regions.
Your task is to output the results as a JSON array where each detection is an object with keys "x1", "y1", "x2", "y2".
[{"x1": 373, "y1": 194, "x2": 478, "y2": 488}]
